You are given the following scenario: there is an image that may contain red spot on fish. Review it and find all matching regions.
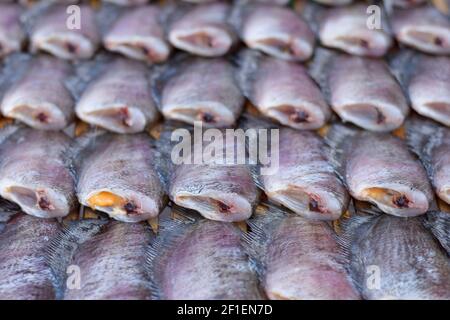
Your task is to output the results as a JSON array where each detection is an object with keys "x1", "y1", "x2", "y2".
[
  {"x1": 393, "y1": 195, "x2": 410, "y2": 208},
  {"x1": 217, "y1": 201, "x2": 231, "y2": 213},
  {"x1": 66, "y1": 42, "x2": 77, "y2": 54},
  {"x1": 376, "y1": 109, "x2": 385, "y2": 124},
  {"x1": 360, "y1": 39, "x2": 369, "y2": 48},
  {"x1": 435, "y1": 37, "x2": 443, "y2": 46},
  {"x1": 36, "y1": 112, "x2": 49, "y2": 123},
  {"x1": 38, "y1": 196, "x2": 52, "y2": 210},
  {"x1": 309, "y1": 198, "x2": 321, "y2": 212},
  {"x1": 200, "y1": 112, "x2": 215, "y2": 123},
  {"x1": 291, "y1": 111, "x2": 309, "y2": 123},
  {"x1": 124, "y1": 202, "x2": 138, "y2": 214},
  {"x1": 119, "y1": 107, "x2": 132, "y2": 127}
]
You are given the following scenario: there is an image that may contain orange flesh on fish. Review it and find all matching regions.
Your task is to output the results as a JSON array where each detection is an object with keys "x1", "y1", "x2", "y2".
[{"x1": 87, "y1": 191, "x2": 125, "y2": 208}]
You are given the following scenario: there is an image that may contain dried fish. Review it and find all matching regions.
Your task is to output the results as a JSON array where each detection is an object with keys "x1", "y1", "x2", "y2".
[
  {"x1": 75, "y1": 132, "x2": 165, "y2": 223},
  {"x1": 390, "y1": 5, "x2": 450, "y2": 54},
  {"x1": 233, "y1": 3, "x2": 315, "y2": 61},
  {"x1": 340, "y1": 211, "x2": 450, "y2": 299},
  {"x1": 168, "y1": 2, "x2": 237, "y2": 57},
  {"x1": 261, "y1": 128, "x2": 349, "y2": 220},
  {"x1": 0, "y1": 126, "x2": 76, "y2": 218},
  {"x1": 64, "y1": 221, "x2": 153, "y2": 300},
  {"x1": 147, "y1": 211, "x2": 263, "y2": 300},
  {"x1": 75, "y1": 58, "x2": 159, "y2": 134},
  {"x1": 164, "y1": 125, "x2": 259, "y2": 222},
  {"x1": 424, "y1": 210, "x2": 450, "y2": 256},
  {"x1": 407, "y1": 117, "x2": 450, "y2": 205},
  {"x1": 0, "y1": 213, "x2": 60, "y2": 300},
  {"x1": 311, "y1": 49, "x2": 408, "y2": 132},
  {"x1": 393, "y1": 53, "x2": 450, "y2": 126},
  {"x1": 103, "y1": 5, "x2": 170, "y2": 63},
  {"x1": 238, "y1": 50, "x2": 330, "y2": 130},
  {"x1": 0, "y1": 4, "x2": 24, "y2": 58},
  {"x1": 30, "y1": 4, "x2": 100, "y2": 60},
  {"x1": 1, "y1": 55, "x2": 74, "y2": 130},
  {"x1": 326, "y1": 124, "x2": 434, "y2": 217},
  {"x1": 152, "y1": 56, "x2": 244, "y2": 127},
  {"x1": 243, "y1": 205, "x2": 359, "y2": 300},
  {"x1": 317, "y1": 3, "x2": 392, "y2": 57}
]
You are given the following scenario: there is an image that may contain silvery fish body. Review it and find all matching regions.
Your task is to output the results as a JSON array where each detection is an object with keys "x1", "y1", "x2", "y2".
[
  {"x1": 0, "y1": 213, "x2": 60, "y2": 300},
  {"x1": 168, "y1": 2, "x2": 237, "y2": 57},
  {"x1": 153, "y1": 56, "x2": 244, "y2": 127},
  {"x1": 238, "y1": 50, "x2": 330, "y2": 130},
  {"x1": 75, "y1": 58, "x2": 159, "y2": 134},
  {"x1": 1, "y1": 55, "x2": 74, "y2": 130},
  {"x1": 0, "y1": 126, "x2": 75, "y2": 218},
  {"x1": 341, "y1": 212, "x2": 450, "y2": 300},
  {"x1": 103, "y1": 5, "x2": 170, "y2": 63},
  {"x1": 390, "y1": 5, "x2": 450, "y2": 54},
  {"x1": 243, "y1": 205, "x2": 360, "y2": 300},
  {"x1": 261, "y1": 128, "x2": 349, "y2": 220},
  {"x1": 327, "y1": 125, "x2": 434, "y2": 217},
  {"x1": 75, "y1": 132, "x2": 165, "y2": 223},
  {"x1": 148, "y1": 214, "x2": 263, "y2": 300}
]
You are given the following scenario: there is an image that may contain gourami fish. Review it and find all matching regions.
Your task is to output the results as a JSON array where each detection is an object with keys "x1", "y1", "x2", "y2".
[
  {"x1": 0, "y1": 125, "x2": 76, "y2": 218},
  {"x1": 1, "y1": 54, "x2": 74, "y2": 130},
  {"x1": 147, "y1": 209, "x2": 263, "y2": 300},
  {"x1": 29, "y1": 4, "x2": 100, "y2": 60},
  {"x1": 73, "y1": 57, "x2": 159, "y2": 134},
  {"x1": 326, "y1": 124, "x2": 434, "y2": 217},
  {"x1": 391, "y1": 51, "x2": 450, "y2": 126},
  {"x1": 152, "y1": 55, "x2": 244, "y2": 127},
  {"x1": 243, "y1": 204, "x2": 360, "y2": 300},
  {"x1": 406, "y1": 117, "x2": 450, "y2": 205},
  {"x1": 62, "y1": 220, "x2": 154, "y2": 300},
  {"x1": 238, "y1": 49, "x2": 330, "y2": 130},
  {"x1": 103, "y1": 5, "x2": 170, "y2": 63},
  {"x1": 310, "y1": 49, "x2": 409, "y2": 132},
  {"x1": 390, "y1": 4, "x2": 450, "y2": 54},
  {"x1": 339, "y1": 208, "x2": 450, "y2": 299},
  {"x1": 231, "y1": 2, "x2": 315, "y2": 61},
  {"x1": 260, "y1": 127, "x2": 349, "y2": 220},
  {"x1": 313, "y1": 3, "x2": 392, "y2": 57},
  {"x1": 168, "y1": 2, "x2": 237, "y2": 57},
  {"x1": 0, "y1": 213, "x2": 60, "y2": 299},
  {"x1": 74, "y1": 131, "x2": 165, "y2": 223}
]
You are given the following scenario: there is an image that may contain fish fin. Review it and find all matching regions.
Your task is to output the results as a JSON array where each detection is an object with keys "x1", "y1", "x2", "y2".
[
  {"x1": 20, "y1": 0, "x2": 53, "y2": 36},
  {"x1": 228, "y1": 0, "x2": 250, "y2": 34},
  {"x1": 65, "y1": 53, "x2": 114, "y2": 101},
  {"x1": 0, "y1": 198, "x2": 21, "y2": 223},
  {"x1": 96, "y1": 3, "x2": 122, "y2": 37},
  {"x1": 0, "y1": 122, "x2": 21, "y2": 147},
  {"x1": 324, "y1": 124, "x2": 359, "y2": 184},
  {"x1": 308, "y1": 47, "x2": 335, "y2": 101},
  {"x1": 300, "y1": 1, "x2": 323, "y2": 34},
  {"x1": 46, "y1": 219, "x2": 108, "y2": 299},
  {"x1": 145, "y1": 206, "x2": 197, "y2": 300},
  {"x1": 388, "y1": 49, "x2": 418, "y2": 94},
  {"x1": 424, "y1": 210, "x2": 450, "y2": 255},
  {"x1": 236, "y1": 49, "x2": 263, "y2": 102},
  {"x1": 241, "y1": 202, "x2": 287, "y2": 279},
  {"x1": 0, "y1": 53, "x2": 32, "y2": 101}
]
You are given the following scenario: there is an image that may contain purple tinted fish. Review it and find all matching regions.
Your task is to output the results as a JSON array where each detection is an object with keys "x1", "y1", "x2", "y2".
[{"x1": 0, "y1": 4, "x2": 24, "y2": 58}]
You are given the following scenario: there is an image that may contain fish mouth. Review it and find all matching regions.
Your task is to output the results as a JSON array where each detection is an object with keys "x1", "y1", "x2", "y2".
[
  {"x1": 413, "y1": 102, "x2": 450, "y2": 127},
  {"x1": 174, "y1": 192, "x2": 252, "y2": 222},
  {"x1": 0, "y1": 185, "x2": 69, "y2": 218},
  {"x1": 265, "y1": 104, "x2": 327, "y2": 130},
  {"x1": 85, "y1": 190, "x2": 159, "y2": 222},
  {"x1": 33, "y1": 32, "x2": 96, "y2": 60},
  {"x1": 268, "y1": 186, "x2": 344, "y2": 220},
  {"x1": 104, "y1": 37, "x2": 170, "y2": 63},
  {"x1": 163, "y1": 103, "x2": 235, "y2": 127},
  {"x1": 337, "y1": 103, "x2": 405, "y2": 132},
  {"x1": 249, "y1": 35, "x2": 313, "y2": 61},
  {"x1": 169, "y1": 27, "x2": 233, "y2": 56},
  {"x1": 3, "y1": 103, "x2": 68, "y2": 130},
  {"x1": 359, "y1": 186, "x2": 429, "y2": 217},
  {"x1": 400, "y1": 27, "x2": 450, "y2": 54},
  {"x1": 78, "y1": 105, "x2": 146, "y2": 133}
]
